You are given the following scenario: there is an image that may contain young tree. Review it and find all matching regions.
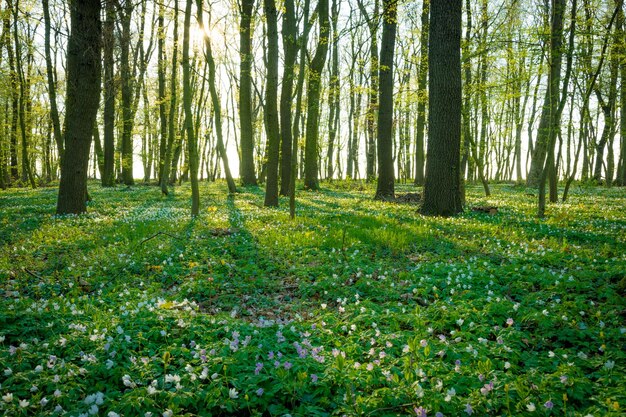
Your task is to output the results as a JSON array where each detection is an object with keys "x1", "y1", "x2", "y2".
[
  {"x1": 420, "y1": 0, "x2": 462, "y2": 216},
  {"x1": 374, "y1": 0, "x2": 397, "y2": 200},
  {"x1": 56, "y1": 0, "x2": 102, "y2": 214}
]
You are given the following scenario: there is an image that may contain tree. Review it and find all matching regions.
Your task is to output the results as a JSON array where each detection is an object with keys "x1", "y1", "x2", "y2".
[
  {"x1": 263, "y1": 0, "x2": 280, "y2": 206},
  {"x1": 303, "y1": 0, "x2": 330, "y2": 190},
  {"x1": 102, "y1": 0, "x2": 116, "y2": 186},
  {"x1": 357, "y1": 0, "x2": 379, "y2": 182},
  {"x1": 182, "y1": 0, "x2": 200, "y2": 214},
  {"x1": 279, "y1": 0, "x2": 297, "y2": 195},
  {"x1": 413, "y1": 0, "x2": 428, "y2": 186},
  {"x1": 239, "y1": 0, "x2": 257, "y2": 186},
  {"x1": 535, "y1": 0, "x2": 565, "y2": 217},
  {"x1": 160, "y1": 0, "x2": 179, "y2": 195},
  {"x1": 43, "y1": 0, "x2": 63, "y2": 168},
  {"x1": 420, "y1": 0, "x2": 462, "y2": 216},
  {"x1": 56, "y1": 0, "x2": 101, "y2": 214},
  {"x1": 374, "y1": 0, "x2": 397, "y2": 200},
  {"x1": 196, "y1": 0, "x2": 237, "y2": 194}
]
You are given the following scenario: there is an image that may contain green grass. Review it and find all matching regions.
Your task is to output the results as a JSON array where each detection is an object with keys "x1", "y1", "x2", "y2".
[{"x1": 0, "y1": 181, "x2": 625, "y2": 416}]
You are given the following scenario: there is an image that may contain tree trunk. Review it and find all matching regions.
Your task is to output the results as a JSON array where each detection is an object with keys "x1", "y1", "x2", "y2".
[
  {"x1": 413, "y1": 0, "x2": 428, "y2": 186},
  {"x1": 303, "y1": 0, "x2": 330, "y2": 190},
  {"x1": 537, "y1": 0, "x2": 566, "y2": 217},
  {"x1": 43, "y1": 0, "x2": 64, "y2": 167},
  {"x1": 183, "y1": 0, "x2": 200, "y2": 215},
  {"x1": 374, "y1": 0, "x2": 397, "y2": 200},
  {"x1": 161, "y1": 0, "x2": 178, "y2": 195},
  {"x1": 57, "y1": 0, "x2": 101, "y2": 214},
  {"x1": 263, "y1": 0, "x2": 280, "y2": 206},
  {"x1": 197, "y1": 0, "x2": 237, "y2": 194},
  {"x1": 279, "y1": 0, "x2": 297, "y2": 195},
  {"x1": 420, "y1": 0, "x2": 462, "y2": 217},
  {"x1": 239, "y1": 0, "x2": 257, "y2": 186}
]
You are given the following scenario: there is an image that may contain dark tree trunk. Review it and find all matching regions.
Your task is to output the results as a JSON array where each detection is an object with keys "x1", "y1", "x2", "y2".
[
  {"x1": 57, "y1": 0, "x2": 102, "y2": 214},
  {"x1": 239, "y1": 0, "x2": 257, "y2": 186},
  {"x1": 118, "y1": 1, "x2": 134, "y2": 185},
  {"x1": 43, "y1": 0, "x2": 64, "y2": 167},
  {"x1": 303, "y1": 0, "x2": 330, "y2": 190},
  {"x1": 358, "y1": 0, "x2": 379, "y2": 182},
  {"x1": 537, "y1": 0, "x2": 566, "y2": 217},
  {"x1": 197, "y1": 0, "x2": 237, "y2": 194},
  {"x1": 374, "y1": 0, "x2": 397, "y2": 200},
  {"x1": 102, "y1": 0, "x2": 115, "y2": 186},
  {"x1": 326, "y1": 0, "x2": 340, "y2": 181},
  {"x1": 263, "y1": 0, "x2": 280, "y2": 206},
  {"x1": 161, "y1": 0, "x2": 179, "y2": 195},
  {"x1": 5, "y1": 0, "x2": 18, "y2": 183},
  {"x1": 420, "y1": 0, "x2": 463, "y2": 217},
  {"x1": 183, "y1": 0, "x2": 200, "y2": 215},
  {"x1": 279, "y1": 0, "x2": 297, "y2": 195}
]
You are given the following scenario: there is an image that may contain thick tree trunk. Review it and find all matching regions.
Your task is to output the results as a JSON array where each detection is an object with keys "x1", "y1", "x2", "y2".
[
  {"x1": 57, "y1": 0, "x2": 101, "y2": 214},
  {"x1": 420, "y1": 0, "x2": 462, "y2": 217}
]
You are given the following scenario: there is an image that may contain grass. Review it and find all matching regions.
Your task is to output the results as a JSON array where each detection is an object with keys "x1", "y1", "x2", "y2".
[{"x1": 0, "y1": 180, "x2": 624, "y2": 416}]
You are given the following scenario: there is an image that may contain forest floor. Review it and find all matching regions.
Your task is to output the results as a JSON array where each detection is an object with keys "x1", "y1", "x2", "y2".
[{"x1": 0, "y1": 181, "x2": 625, "y2": 416}]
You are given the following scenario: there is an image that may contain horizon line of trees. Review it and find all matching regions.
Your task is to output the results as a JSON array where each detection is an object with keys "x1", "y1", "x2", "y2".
[{"x1": 0, "y1": 0, "x2": 625, "y2": 217}]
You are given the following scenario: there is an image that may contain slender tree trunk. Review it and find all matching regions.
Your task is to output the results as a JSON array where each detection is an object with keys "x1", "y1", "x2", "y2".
[
  {"x1": 183, "y1": 0, "x2": 200, "y2": 214},
  {"x1": 239, "y1": 0, "x2": 257, "y2": 186},
  {"x1": 161, "y1": 0, "x2": 178, "y2": 195},
  {"x1": 102, "y1": 0, "x2": 115, "y2": 186},
  {"x1": 119, "y1": 1, "x2": 134, "y2": 185},
  {"x1": 413, "y1": 0, "x2": 429, "y2": 186},
  {"x1": 326, "y1": 0, "x2": 340, "y2": 181},
  {"x1": 374, "y1": 0, "x2": 397, "y2": 200},
  {"x1": 263, "y1": 0, "x2": 280, "y2": 206},
  {"x1": 197, "y1": 0, "x2": 237, "y2": 193},
  {"x1": 43, "y1": 0, "x2": 63, "y2": 166},
  {"x1": 537, "y1": 0, "x2": 566, "y2": 217},
  {"x1": 57, "y1": 0, "x2": 101, "y2": 214},
  {"x1": 303, "y1": 0, "x2": 330, "y2": 190},
  {"x1": 279, "y1": 0, "x2": 297, "y2": 194}
]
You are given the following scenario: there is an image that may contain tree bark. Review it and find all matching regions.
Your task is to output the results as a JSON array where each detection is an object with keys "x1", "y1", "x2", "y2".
[
  {"x1": 374, "y1": 0, "x2": 397, "y2": 200},
  {"x1": 420, "y1": 0, "x2": 463, "y2": 217},
  {"x1": 263, "y1": 0, "x2": 280, "y2": 206},
  {"x1": 57, "y1": 0, "x2": 101, "y2": 214},
  {"x1": 183, "y1": 0, "x2": 200, "y2": 214},
  {"x1": 303, "y1": 0, "x2": 330, "y2": 190},
  {"x1": 413, "y1": 0, "x2": 429, "y2": 186},
  {"x1": 239, "y1": 0, "x2": 257, "y2": 186}
]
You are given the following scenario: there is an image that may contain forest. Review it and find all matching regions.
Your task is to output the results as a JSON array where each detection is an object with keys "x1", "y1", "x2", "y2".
[{"x1": 0, "y1": 0, "x2": 625, "y2": 416}]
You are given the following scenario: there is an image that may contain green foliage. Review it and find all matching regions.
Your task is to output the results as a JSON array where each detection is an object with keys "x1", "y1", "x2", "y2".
[{"x1": 0, "y1": 182, "x2": 625, "y2": 416}]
